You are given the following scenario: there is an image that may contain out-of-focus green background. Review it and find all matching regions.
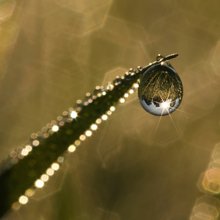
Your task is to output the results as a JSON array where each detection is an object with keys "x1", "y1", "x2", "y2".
[{"x1": 1, "y1": 0, "x2": 220, "y2": 219}]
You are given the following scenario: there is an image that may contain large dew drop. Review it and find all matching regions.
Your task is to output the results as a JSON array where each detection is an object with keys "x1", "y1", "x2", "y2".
[{"x1": 138, "y1": 61, "x2": 183, "y2": 116}]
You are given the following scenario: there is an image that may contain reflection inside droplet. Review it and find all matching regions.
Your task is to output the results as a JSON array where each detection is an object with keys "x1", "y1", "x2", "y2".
[{"x1": 138, "y1": 62, "x2": 183, "y2": 116}]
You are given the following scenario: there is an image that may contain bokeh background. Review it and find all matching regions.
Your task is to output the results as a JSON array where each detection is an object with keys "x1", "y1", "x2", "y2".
[{"x1": 1, "y1": 0, "x2": 220, "y2": 219}]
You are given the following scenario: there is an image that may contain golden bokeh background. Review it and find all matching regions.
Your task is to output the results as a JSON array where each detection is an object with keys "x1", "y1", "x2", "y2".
[{"x1": 1, "y1": 0, "x2": 220, "y2": 219}]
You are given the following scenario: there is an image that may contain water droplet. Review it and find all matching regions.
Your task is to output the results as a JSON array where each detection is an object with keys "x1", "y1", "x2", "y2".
[{"x1": 138, "y1": 62, "x2": 183, "y2": 116}]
